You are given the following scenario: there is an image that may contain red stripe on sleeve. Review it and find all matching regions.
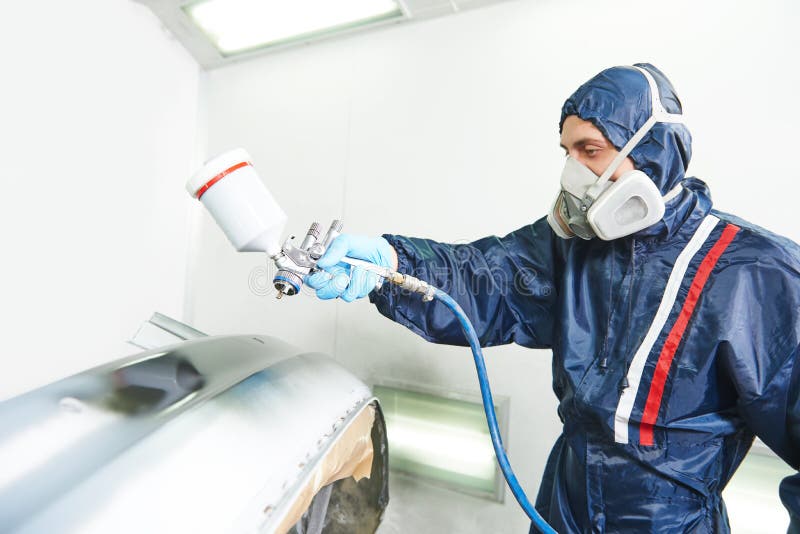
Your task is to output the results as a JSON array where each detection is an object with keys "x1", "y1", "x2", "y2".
[{"x1": 639, "y1": 223, "x2": 740, "y2": 446}]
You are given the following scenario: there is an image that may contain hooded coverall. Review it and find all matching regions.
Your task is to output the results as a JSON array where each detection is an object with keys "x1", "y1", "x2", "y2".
[{"x1": 368, "y1": 64, "x2": 800, "y2": 533}]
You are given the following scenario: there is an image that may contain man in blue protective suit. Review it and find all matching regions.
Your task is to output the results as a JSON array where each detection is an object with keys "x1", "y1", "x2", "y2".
[{"x1": 306, "y1": 63, "x2": 800, "y2": 533}]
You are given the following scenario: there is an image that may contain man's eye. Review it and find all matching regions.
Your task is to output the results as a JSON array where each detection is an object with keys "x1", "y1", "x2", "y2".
[{"x1": 585, "y1": 148, "x2": 599, "y2": 156}]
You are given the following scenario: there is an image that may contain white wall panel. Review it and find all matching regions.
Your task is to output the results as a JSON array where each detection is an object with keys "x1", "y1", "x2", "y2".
[{"x1": 0, "y1": 0, "x2": 200, "y2": 399}]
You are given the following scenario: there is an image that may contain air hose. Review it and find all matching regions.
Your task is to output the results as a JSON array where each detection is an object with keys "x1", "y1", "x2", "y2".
[
  {"x1": 380, "y1": 269, "x2": 557, "y2": 534},
  {"x1": 432, "y1": 289, "x2": 557, "y2": 534}
]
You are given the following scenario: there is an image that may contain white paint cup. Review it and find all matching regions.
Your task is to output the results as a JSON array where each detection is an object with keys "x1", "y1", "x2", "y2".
[{"x1": 186, "y1": 148, "x2": 287, "y2": 256}]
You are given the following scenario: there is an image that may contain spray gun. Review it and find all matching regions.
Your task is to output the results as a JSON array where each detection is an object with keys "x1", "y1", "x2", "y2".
[
  {"x1": 186, "y1": 148, "x2": 555, "y2": 534},
  {"x1": 185, "y1": 148, "x2": 436, "y2": 302},
  {"x1": 273, "y1": 219, "x2": 435, "y2": 301},
  {"x1": 271, "y1": 220, "x2": 339, "y2": 298}
]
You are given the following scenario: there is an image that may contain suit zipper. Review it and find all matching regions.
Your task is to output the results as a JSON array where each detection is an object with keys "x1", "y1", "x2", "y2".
[
  {"x1": 618, "y1": 238, "x2": 637, "y2": 393},
  {"x1": 597, "y1": 241, "x2": 615, "y2": 373}
]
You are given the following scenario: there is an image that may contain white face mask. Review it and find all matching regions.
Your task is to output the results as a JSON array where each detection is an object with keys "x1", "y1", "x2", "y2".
[{"x1": 547, "y1": 66, "x2": 685, "y2": 241}]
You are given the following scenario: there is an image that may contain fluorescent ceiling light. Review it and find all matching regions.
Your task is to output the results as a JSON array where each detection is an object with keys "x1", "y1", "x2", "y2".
[{"x1": 184, "y1": 0, "x2": 402, "y2": 55}]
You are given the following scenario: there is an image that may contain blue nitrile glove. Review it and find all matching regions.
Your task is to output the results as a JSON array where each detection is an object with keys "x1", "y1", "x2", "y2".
[{"x1": 305, "y1": 234, "x2": 396, "y2": 302}]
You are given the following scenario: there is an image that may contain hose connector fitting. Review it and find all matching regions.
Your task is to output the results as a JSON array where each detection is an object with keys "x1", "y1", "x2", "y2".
[{"x1": 387, "y1": 272, "x2": 436, "y2": 302}]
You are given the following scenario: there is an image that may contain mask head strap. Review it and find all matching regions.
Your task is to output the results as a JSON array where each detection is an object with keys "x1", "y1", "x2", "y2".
[{"x1": 585, "y1": 66, "x2": 685, "y2": 202}]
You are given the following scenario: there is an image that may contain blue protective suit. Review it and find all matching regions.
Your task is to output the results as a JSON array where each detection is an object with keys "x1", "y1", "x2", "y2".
[{"x1": 369, "y1": 64, "x2": 800, "y2": 533}]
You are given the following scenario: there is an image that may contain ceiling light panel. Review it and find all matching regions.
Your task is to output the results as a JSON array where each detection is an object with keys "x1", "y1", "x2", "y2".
[{"x1": 184, "y1": 0, "x2": 403, "y2": 55}]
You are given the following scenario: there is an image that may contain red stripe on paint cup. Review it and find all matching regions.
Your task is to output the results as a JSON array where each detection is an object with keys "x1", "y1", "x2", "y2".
[{"x1": 196, "y1": 161, "x2": 250, "y2": 199}]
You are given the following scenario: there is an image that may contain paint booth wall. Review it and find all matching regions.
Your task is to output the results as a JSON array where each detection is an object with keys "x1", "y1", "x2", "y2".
[
  {"x1": 187, "y1": 0, "x2": 800, "y2": 532},
  {"x1": 0, "y1": 0, "x2": 201, "y2": 400}
]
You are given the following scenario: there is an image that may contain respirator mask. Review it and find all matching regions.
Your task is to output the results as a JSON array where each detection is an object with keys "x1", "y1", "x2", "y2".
[{"x1": 547, "y1": 66, "x2": 685, "y2": 241}]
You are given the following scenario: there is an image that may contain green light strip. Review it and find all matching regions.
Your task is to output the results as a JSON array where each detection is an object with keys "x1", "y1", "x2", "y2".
[{"x1": 373, "y1": 385, "x2": 501, "y2": 499}]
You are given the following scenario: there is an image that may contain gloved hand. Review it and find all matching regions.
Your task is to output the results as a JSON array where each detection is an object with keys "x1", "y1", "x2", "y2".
[{"x1": 305, "y1": 234, "x2": 397, "y2": 302}]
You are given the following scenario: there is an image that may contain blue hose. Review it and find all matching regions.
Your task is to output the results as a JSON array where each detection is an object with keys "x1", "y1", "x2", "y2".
[{"x1": 432, "y1": 288, "x2": 557, "y2": 534}]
